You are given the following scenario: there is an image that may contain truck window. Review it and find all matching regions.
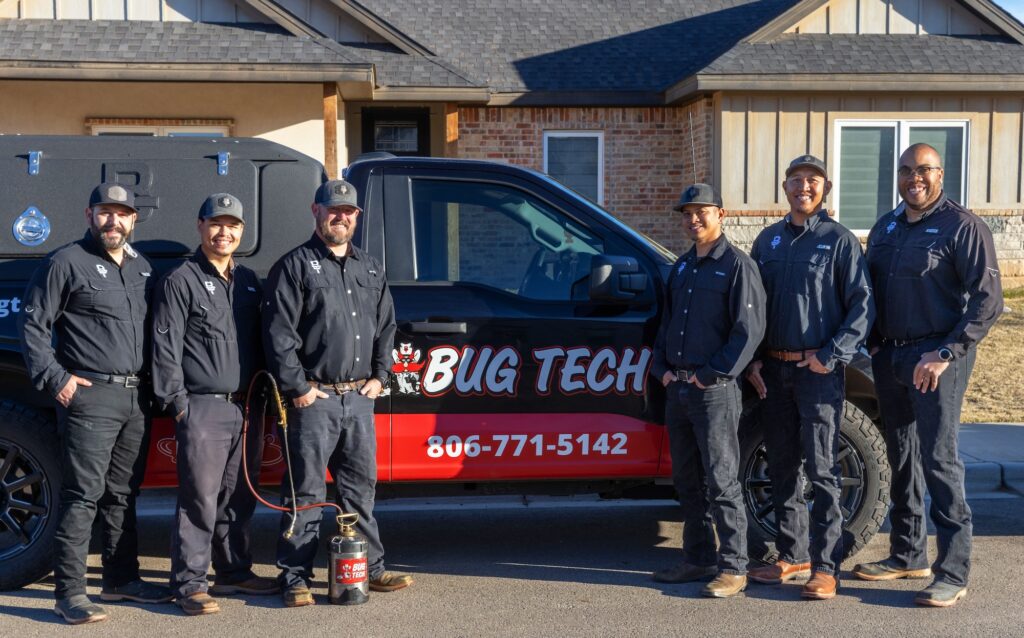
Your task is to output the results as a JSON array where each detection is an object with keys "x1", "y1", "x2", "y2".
[{"x1": 408, "y1": 179, "x2": 605, "y2": 301}]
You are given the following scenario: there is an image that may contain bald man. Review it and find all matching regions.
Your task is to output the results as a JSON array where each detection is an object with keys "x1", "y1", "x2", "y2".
[{"x1": 854, "y1": 143, "x2": 1002, "y2": 607}]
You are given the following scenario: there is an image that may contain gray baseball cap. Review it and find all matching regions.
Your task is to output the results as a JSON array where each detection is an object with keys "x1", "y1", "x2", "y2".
[
  {"x1": 199, "y1": 193, "x2": 244, "y2": 222},
  {"x1": 785, "y1": 154, "x2": 828, "y2": 179},
  {"x1": 673, "y1": 183, "x2": 723, "y2": 211},
  {"x1": 315, "y1": 179, "x2": 361, "y2": 210},
  {"x1": 89, "y1": 182, "x2": 137, "y2": 212}
]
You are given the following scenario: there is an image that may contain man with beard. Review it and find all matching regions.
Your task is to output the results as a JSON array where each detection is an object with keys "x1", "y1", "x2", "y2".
[
  {"x1": 152, "y1": 193, "x2": 278, "y2": 616},
  {"x1": 745, "y1": 155, "x2": 874, "y2": 600},
  {"x1": 263, "y1": 179, "x2": 410, "y2": 607},
  {"x1": 19, "y1": 183, "x2": 171, "y2": 624},
  {"x1": 650, "y1": 183, "x2": 765, "y2": 598},
  {"x1": 854, "y1": 143, "x2": 1002, "y2": 607}
]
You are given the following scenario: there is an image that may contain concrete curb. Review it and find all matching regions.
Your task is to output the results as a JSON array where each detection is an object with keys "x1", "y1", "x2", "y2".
[
  {"x1": 1002, "y1": 461, "x2": 1024, "y2": 495},
  {"x1": 963, "y1": 461, "x2": 1004, "y2": 495}
]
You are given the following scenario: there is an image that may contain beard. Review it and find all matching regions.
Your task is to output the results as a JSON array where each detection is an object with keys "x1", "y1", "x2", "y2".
[
  {"x1": 91, "y1": 222, "x2": 128, "y2": 250},
  {"x1": 318, "y1": 218, "x2": 355, "y2": 246}
]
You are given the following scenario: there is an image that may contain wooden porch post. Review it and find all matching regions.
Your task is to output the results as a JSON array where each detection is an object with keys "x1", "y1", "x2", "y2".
[
  {"x1": 444, "y1": 102, "x2": 459, "y2": 157},
  {"x1": 323, "y1": 82, "x2": 339, "y2": 179}
]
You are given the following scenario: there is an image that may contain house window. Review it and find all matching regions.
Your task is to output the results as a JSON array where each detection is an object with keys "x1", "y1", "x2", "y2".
[
  {"x1": 835, "y1": 120, "x2": 968, "y2": 231},
  {"x1": 85, "y1": 118, "x2": 232, "y2": 137},
  {"x1": 543, "y1": 131, "x2": 604, "y2": 205}
]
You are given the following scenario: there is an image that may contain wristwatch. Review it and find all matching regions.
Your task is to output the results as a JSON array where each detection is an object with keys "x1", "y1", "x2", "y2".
[{"x1": 937, "y1": 347, "x2": 954, "y2": 362}]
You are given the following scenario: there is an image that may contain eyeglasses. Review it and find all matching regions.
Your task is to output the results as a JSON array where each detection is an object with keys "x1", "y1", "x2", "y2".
[{"x1": 897, "y1": 165, "x2": 941, "y2": 179}]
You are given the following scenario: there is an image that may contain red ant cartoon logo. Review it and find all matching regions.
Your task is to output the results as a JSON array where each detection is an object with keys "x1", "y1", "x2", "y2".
[{"x1": 391, "y1": 342, "x2": 425, "y2": 395}]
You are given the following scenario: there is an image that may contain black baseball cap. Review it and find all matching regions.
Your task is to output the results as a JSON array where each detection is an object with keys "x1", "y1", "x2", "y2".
[
  {"x1": 89, "y1": 182, "x2": 137, "y2": 213},
  {"x1": 199, "y1": 193, "x2": 244, "y2": 222},
  {"x1": 315, "y1": 179, "x2": 361, "y2": 210},
  {"x1": 673, "y1": 183, "x2": 723, "y2": 211},
  {"x1": 785, "y1": 154, "x2": 828, "y2": 179}
]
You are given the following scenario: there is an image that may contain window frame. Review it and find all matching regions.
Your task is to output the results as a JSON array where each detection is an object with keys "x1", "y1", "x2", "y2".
[
  {"x1": 543, "y1": 130, "x2": 605, "y2": 205},
  {"x1": 86, "y1": 119, "x2": 232, "y2": 137},
  {"x1": 833, "y1": 118, "x2": 970, "y2": 234}
]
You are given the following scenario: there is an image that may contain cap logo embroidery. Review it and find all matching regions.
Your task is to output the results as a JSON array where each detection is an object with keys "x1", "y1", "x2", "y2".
[
  {"x1": 886, "y1": 221, "x2": 897, "y2": 234},
  {"x1": 335, "y1": 184, "x2": 349, "y2": 195},
  {"x1": 770, "y1": 235, "x2": 781, "y2": 250},
  {"x1": 219, "y1": 197, "x2": 232, "y2": 208},
  {"x1": 310, "y1": 259, "x2": 322, "y2": 274},
  {"x1": 108, "y1": 185, "x2": 128, "y2": 202},
  {"x1": 204, "y1": 281, "x2": 216, "y2": 295},
  {"x1": 95, "y1": 264, "x2": 108, "y2": 278}
]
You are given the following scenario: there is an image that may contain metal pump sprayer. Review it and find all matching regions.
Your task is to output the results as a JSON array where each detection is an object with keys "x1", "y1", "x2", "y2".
[{"x1": 241, "y1": 371, "x2": 366, "y2": 602}]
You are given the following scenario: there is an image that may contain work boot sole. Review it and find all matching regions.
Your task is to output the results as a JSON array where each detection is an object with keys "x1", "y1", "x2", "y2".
[
  {"x1": 210, "y1": 583, "x2": 281, "y2": 596},
  {"x1": 915, "y1": 588, "x2": 967, "y2": 608},
  {"x1": 748, "y1": 569, "x2": 811, "y2": 585},
  {"x1": 99, "y1": 592, "x2": 174, "y2": 603},
  {"x1": 701, "y1": 584, "x2": 747, "y2": 598},
  {"x1": 54, "y1": 607, "x2": 108, "y2": 625},
  {"x1": 283, "y1": 593, "x2": 315, "y2": 607},
  {"x1": 853, "y1": 567, "x2": 932, "y2": 581},
  {"x1": 801, "y1": 587, "x2": 838, "y2": 600},
  {"x1": 370, "y1": 579, "x2": 413, "y2": 592},
  {"x1": 175, "y1": 600, "x2": 220, "y2": 616}
]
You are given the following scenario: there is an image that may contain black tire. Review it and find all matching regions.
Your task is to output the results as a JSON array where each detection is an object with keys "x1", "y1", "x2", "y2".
[
  {"x1": 740, "y1": 400, "x2": 890, "y2": 564},
  {"x1": 0, "y1": 401, "x2": 60, "y2": 590}
]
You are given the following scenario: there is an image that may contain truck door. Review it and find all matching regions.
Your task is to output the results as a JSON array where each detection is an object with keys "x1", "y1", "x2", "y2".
[{"x1": 380, "y1": 167, "x2": 664, "y2": 481}]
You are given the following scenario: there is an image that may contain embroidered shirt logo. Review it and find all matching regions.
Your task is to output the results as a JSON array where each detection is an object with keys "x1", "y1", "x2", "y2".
[
  {"x1": 247, "y1": 286, "x2": 256, "y2": 292},
  {"x1": 677, "y1": 260, "x2": 688, "y2": 275},
  {"x1": 817, "y1": 244, "x2": 831, "y2": 250},
  {"x1": 203, "y1": 281, "x2": 216, "y2": 295},
  {"x1": 886, "y1": 221, "x2": 897, "y2": 234},
  {"x1": 770, "y1": 235, "x2": 781, "y2": 250},
  {"x1": 95, "y1": 264, "x2": 108, "y2": 278},
  {"x1": 925, "y1": 228, "x2": 939, "y2": 234},
  {"x1": 310, "y1": 260, "x2": 322, "y2": 274},
  {"x1": 141, "y1": 272, "x2": 151, "y2": 277},
  {"x1": 714, "y1": 271, "x2": 727, "y2": 277}
]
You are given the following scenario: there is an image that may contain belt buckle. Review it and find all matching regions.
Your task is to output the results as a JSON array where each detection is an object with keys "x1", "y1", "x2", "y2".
[{"x1": 123, "y1": 376, "x2": 140, "y2": 389}]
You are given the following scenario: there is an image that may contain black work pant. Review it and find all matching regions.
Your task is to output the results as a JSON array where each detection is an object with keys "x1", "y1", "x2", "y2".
[
  {"x1": 760, "y1": 358, "x2": 845, "y2": 574},
  {"x1": 170, "y1": 395, "x2": 259, "y2": 598},
  {"x1": 664, "y1": 379, "x2": 748, "y2": 575},
  {"x1": 53, "y1": 382, "x2": 150, "y2": 600},
  {"x1": 872, "y1": 339, "x2": 975, "y2": 587},
  {"x1": 276, "y1": 391, "x2": 384, "y2": 588}
]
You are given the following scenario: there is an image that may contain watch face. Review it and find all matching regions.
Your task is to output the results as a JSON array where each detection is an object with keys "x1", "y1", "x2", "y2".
[{"x1": 939, "y1": 348, "x2": 953, "y2": 361}]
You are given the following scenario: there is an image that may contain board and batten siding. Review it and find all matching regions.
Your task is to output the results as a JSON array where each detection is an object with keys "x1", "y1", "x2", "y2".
[
  {"x1": 785, "y1": 0, "x2": 997, "y2": 35},
  {"x1": 718, "y1": 92, "x2": 1024, "y2": 212}
]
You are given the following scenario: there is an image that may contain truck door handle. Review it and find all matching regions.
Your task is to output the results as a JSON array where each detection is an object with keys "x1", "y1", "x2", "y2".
[{"x1": 401, "y1": 321, "x2": 467, "y2": 334}]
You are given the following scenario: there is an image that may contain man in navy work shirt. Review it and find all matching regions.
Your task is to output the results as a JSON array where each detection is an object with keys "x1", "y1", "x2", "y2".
[
  {"x1": 853, "y1": 143, "x2": 1002, "y2": 607},
  {"x1": 19, "y1": 183, "x2": 171, "y2": 624},
  {"x1": 263, "y1": 179, "x2": 411, "y2": 607},
  {"x1": 745, "y1": 155, "x2": 874, "y2": 600},
  {"x1": 152, "y1": 193, "x2": 278, "y2": 616},
  {"x1": 650, "y1": 183, "x2": 766, "y2": 598}
]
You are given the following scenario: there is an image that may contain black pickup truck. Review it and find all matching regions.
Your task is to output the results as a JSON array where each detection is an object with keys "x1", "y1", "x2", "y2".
[{"x1": 0, "y1": 137, "x2": 889, "y2": 590}]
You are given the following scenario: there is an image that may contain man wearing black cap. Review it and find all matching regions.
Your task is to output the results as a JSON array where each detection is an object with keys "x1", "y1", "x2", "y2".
[
  {"x1": 650, "y1": 183, "x2": 765, "y2": 598},
  {"x1": 745, "y1": 155, "x2": 874, "y2": 600},
  {"x1": 263, "y1": 179, "x2": 410, "y2": 607},
  {"x1": 19, "y1": 183, "x2": 171, "y2": 624},
  {"x1": 152, "y1": 193, "x2": 277, "y2": 616},
  {"x1": 854, "y1": 143, "x2": 1002, "y2": 607}
]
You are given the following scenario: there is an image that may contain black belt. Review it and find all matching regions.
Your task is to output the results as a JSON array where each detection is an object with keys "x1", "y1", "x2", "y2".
[
  {"x1": 881, "y1": 335, "x2": 943, "y2": 348},
  {"x1": 69, "y1": 369, "x2": 143, "y2": 388},
  {"x1": 193, "y1": 392, "x2": 246, "y2": 403},
  {"x1": 309, "y1": 379, "x2": 368, "y2": 394}
]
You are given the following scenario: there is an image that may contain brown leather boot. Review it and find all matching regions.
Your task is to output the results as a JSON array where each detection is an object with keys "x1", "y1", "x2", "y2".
[
  {"x1": 701, "y1": 573, "x2": 747, "y2": 598},
  {"x1": 748, "y1": 560, "x2": 812, "y2": 584},
  {"x1": 801, "y1": 572, "x2": 839, "y2": 600}
]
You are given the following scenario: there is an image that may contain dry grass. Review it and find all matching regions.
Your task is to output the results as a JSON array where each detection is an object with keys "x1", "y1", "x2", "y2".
[{"x1": 962, "y1": 289, "x2": 1024, "y2": 423}]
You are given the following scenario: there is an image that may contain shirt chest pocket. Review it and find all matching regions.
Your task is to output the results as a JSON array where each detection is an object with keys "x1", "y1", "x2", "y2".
[
  {"x1": 194, "y1": 297, "x2": 233, "y2": 341},
  {"x1": 85, "y1": 279, "x2": 130, "y2": 319},
  {"x1": 694, "y1": 272, "x2": 731, "y2": 297},
  {"x1": 797, "y1": 250, "x2": 832, "y2": 284},
  {"x1": 896, "y1": 238, "x2": 942, "y2": 278},
  {"x1": 355, "y1": 272, "x2": 383, "y2": 308},
  {"x1": 303, "y1": 275, "x2": 339, "y2": 314}
]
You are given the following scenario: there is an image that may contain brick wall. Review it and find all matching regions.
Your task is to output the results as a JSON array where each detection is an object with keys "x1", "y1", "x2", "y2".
[{"x1": 456, "y1": 102, "x2": 713, "y2": 255}]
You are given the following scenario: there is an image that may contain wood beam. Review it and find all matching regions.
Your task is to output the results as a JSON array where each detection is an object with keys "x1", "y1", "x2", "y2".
[{"x1": 323, "y1": 82, "x2": 339, "y2": 179}]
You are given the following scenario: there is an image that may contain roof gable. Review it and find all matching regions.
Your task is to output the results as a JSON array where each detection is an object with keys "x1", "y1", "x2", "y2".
[{"x1": 747, "y1": 0, "x2": 1024, "y2": 43}]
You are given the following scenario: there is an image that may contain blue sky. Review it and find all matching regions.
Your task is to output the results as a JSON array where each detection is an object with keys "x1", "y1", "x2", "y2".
[{"x1": 998, "y1": 0, "x2": 1024, "y2": 22}]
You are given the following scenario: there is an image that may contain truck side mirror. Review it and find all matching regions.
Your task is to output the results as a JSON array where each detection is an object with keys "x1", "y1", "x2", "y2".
[{"x1": 589, "y1": 255, "x2": 648, "y2": 302}]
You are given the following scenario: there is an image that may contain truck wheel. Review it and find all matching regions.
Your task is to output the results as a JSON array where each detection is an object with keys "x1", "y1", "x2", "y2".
[
  {"x1": 740, "y1": 401, "x2": 890, "y2": 563},
  {"x1": 0, "y1": 402, "x2": 60, "y2": 590}
]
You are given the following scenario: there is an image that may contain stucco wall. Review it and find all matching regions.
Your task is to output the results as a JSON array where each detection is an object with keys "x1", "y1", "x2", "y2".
[{"x1": 0, "y1": 80, "x2": 329, "y2": 165}]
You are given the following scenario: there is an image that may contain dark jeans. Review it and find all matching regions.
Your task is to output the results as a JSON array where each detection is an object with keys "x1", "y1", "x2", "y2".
[
  {"x1": 276, "y1": 391, "x2": 384, "y2": 588},
  {"x1": 53, "y1": 382, "x2": 150, "y2": 600},
  {"x1": 170, "y1": 395, "x2": 260, "y2": 597},
  {"x1": 872, "y1": 339, "x2": 975, "y2": 587},
  {"x1": 664, "y1": 378, "x2": 747, "y2": 575},
  {"x1": 760, "y1": 358, "x2": 845, "y2": 574}
]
